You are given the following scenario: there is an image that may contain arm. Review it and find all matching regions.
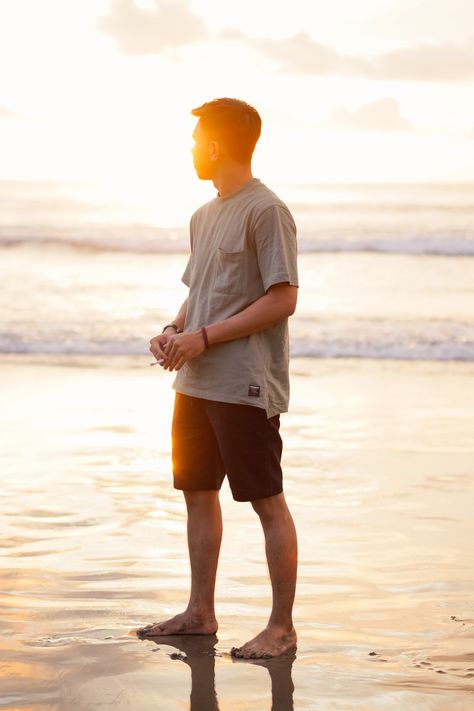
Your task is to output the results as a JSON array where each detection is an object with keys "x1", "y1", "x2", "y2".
[
  {"x1": 149, "y1": 298, "x2": 188, "y2": 363},
  {"x1": 207, "y1": 282, "x2": 297, "y2": 343},
  {"x1": 162, "y1": 283, "x2": 297, "y2": 371},
  {"x1": 169, "y1": 298, "x2": 188, "y2": 332}
]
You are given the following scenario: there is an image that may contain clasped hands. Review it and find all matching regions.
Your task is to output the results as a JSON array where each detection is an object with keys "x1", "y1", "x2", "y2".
[{"x1": 149, "y1": 330, "x2": 206, "y2": 371}]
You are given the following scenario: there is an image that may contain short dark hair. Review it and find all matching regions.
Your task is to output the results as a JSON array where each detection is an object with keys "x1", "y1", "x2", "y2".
[{"x1": 191, "y1": 98, "x2": 262, "y2": 164}]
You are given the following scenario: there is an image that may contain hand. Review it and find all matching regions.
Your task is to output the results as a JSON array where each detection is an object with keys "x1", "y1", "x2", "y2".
[
  {"x1": 162, "y1": 331, "x2": 206, "y2": 371},
  {"x1": 149, "y1": 331, "x2": 173, "y2": 364}
]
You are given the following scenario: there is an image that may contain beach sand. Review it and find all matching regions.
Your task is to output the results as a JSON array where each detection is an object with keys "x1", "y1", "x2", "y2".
[{"x1": 1, "y1": 354, "x2": 473, "y2": 710}]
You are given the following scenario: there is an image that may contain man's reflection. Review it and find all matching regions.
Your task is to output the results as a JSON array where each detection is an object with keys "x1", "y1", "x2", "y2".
[{"x1": 137, "y1": 633, "x2": 295, "y2": 711}]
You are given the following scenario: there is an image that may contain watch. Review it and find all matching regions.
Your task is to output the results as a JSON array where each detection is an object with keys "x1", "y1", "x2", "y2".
[{"x1": 162, "y1": 323, "x2": 183, "y2": 334}]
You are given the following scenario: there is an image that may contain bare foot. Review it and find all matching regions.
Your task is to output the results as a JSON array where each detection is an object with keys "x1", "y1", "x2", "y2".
[
  {"x1": 136, "y1": 610, "x2": 218, "y2": 638},
  {"x1": 231, "y1": 625, "x2": 297, "y2": 659}
]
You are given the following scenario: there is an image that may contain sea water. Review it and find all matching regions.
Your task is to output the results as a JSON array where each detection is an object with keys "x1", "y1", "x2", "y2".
[
  {"x1": 2, "y1": 180, "x2": 474, "y2": 710},
  {"x1": 1, "y1": 179, "x2": 473, "y2": 362}
]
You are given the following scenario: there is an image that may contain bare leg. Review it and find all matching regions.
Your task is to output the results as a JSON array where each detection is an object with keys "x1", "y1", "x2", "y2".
[
  {"x1": 137, "y1": 489, "x2": 222, "y2": 637},
  {"x1": 231, "y1": 492, "x2": 297, "y2": 658}
]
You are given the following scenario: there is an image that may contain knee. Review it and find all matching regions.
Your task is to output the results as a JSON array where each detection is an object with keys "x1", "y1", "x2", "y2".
[
  {"x1": 251, "y1": 492, "x2": 286, "y2": 521},
  {"x1": 184, "y1": 489, "x2": 220, "y2": 509}
]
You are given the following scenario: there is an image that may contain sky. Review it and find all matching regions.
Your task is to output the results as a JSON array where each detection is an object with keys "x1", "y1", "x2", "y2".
[{"x1": 0, "y1": 0, "x2": 473, "y2": 204}]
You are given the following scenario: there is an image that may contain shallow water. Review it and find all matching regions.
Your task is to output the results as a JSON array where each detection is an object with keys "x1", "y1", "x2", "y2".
[
  {"x1": 1, "y1": 354, "x2": 474, "y2": 709},
  {"x1": 1, "y1": 245, "x2": 473, "y2": 361},
  {"x1": 2, "y1": 180, "x2": 474, "y2": 364}
]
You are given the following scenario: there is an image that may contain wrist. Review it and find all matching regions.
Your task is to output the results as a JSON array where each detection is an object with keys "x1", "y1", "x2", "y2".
[
  {"x1": 162, "y1": 323, "x2": 182, "y2": 334},
  {"x1": 200, "y1": 326, "x2": 210, "y2": 350}
]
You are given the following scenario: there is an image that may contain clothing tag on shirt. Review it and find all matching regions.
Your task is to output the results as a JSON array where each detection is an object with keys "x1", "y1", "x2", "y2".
[{"x1": 248, "y1": 384, "x2": 261, "y2": 397}]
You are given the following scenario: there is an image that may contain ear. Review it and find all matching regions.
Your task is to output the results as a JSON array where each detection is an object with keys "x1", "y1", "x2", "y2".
[{"x1": 209, "y1": 140, "x2": 219, "y2": 161}]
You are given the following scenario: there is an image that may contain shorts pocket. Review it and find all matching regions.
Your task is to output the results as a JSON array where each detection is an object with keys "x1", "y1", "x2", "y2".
[{"x1": 213, "y1": 248, "x2": 245, "y2": 295}]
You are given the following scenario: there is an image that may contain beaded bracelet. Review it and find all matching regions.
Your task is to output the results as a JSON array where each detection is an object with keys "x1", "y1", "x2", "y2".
[{"x1": 201, "y1": 326, "x2": 210, "y2": 349}]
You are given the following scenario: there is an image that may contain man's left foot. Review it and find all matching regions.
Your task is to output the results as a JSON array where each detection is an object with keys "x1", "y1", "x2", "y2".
[{"x1": 231, "y1": 624, "x2": 297, "y2": 659}]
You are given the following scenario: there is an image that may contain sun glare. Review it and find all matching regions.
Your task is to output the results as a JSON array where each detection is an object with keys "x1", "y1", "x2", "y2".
[{"x1": 0, "y1": 0, "x2": 473, "y2": 208}]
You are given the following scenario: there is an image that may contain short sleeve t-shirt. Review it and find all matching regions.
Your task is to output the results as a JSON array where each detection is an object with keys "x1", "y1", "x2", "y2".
[{"x1": 172, "y1": 177, "x2": 299, "y2": 418}]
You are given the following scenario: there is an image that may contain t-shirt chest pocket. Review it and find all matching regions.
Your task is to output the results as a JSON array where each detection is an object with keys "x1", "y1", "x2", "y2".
[{"x1": 213, "y1": 246, "x2": 245, "y2": 295}]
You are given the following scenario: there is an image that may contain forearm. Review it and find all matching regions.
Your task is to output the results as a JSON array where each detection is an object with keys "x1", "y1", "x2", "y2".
[
  {"x1": 160, "y1": 286, "x2": 296, "y2": 372},
  {"x1": 206, "y1": 286, "x2": 297, "y2": 346},
  {"x1": 167, "y1": 298, "x2": 188, "y2": 332}
]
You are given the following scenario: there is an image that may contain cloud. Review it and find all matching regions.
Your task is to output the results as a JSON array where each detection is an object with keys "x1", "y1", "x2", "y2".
[
  {"x1": 217, "y1": 27, "x2": 246, "y2": 42},
  {"x1": 358, "y1": 0, "x2": 474, "y2": 47},
  {"x1": 319, "y1": 98, "x2": 415, "y2": 132},
  {"x1": 368, "y1": 39, "x2": 474, "y2": 81},
  {"x1": 96, "y1": 3, "x2": 474, "y2": 82},
  {"x1": 250, "y1": 32, "x2": 474, "y2": 81},
  {"x1": 98, "y1": 0, "x2": 208, "y2": 54},
  {"x1": 251, "y1": 33, "x2": 355, "y2": 75},
  {"x1": 0, "y1": 106, "x2": 26, "y2": 120}
]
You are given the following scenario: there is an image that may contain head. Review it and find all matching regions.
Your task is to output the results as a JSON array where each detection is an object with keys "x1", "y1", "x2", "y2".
[{"x1": 190, "y1": 98, "x2": 262, "y2": 180}]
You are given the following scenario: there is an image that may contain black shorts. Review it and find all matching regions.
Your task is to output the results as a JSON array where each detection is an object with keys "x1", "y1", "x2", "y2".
[{"x1": 171, "y1": 392, "x2": 283, "y2": 502}]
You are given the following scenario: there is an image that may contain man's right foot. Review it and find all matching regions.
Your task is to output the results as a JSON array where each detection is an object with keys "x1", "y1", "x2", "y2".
[{"x1": 136, "y1": 610, "x2": 218, "y2": 638}]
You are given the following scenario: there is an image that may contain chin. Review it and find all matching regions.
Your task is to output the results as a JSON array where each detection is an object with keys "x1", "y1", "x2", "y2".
[{"x1": 194, "y1": 163, "x2": 214, "y2": 181}]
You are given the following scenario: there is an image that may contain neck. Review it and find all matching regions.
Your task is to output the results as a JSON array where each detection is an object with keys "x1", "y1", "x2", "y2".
[{"x1": 212, "y1": 164, "x2": 254, "y2": 198}]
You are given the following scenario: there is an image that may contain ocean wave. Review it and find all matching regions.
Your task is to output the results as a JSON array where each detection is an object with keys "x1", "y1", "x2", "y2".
[
  {"x1": 1, "y1": 331, "x2": 472, "y2": 362},
  {"x1": 0, "y1": 227, "x2": 189, "y2": 254},
  {"x1": 290, "y1": 338, "x2": 474, "y2": 362},
  {"x1": 1, "y1": 229, "x2": 473, "y2": 256},
  {"x1": 298, "y1": 234, "x2": 474, "y2": 256}
]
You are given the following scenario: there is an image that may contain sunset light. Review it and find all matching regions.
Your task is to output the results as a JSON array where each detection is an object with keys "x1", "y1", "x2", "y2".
[
  {"x1": 1, "y1": 2, "x2": 474, "y2": 709},
  {"x1": 1, "y1": 0, "x2": 473, "y2": 201}
]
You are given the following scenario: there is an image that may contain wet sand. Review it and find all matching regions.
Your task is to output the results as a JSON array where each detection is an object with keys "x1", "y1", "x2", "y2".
[{"x1": 1, "y1": 354, "x2": 473, "y2": 710}]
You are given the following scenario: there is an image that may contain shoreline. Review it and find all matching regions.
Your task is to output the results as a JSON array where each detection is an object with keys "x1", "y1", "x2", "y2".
[{"x1": 1, "y1": 355, "x2": 473, "y2": 709}]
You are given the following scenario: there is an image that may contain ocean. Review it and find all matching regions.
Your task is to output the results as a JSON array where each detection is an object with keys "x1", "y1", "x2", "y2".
[
  {"x1": 2, "y1": 179, "x2": 474, "y2": 709},
  {"x1": 1, "y1": 179, "x2": 473, "y2": 361}
]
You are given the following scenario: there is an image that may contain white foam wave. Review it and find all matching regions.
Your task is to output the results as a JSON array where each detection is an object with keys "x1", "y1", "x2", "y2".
[
  {"x1": 0, "y1": 227, "x2": 189, "y2": 254},
  {"x1": 1, "y1": 332, "x2": 472, "y2": 362},
  {"x1": 298, "y1": 233, "x2": 474, "y2": 256},
  {"x1": 290, "y1": 338, "x2": 474, "y2": 361},
  {"x1": 1, "y1": 228, "x2": 473, "y2": 256}
]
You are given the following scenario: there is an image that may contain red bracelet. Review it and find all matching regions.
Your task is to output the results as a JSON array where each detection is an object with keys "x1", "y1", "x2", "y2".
[{"x1": 201, "y1": 326, "x2": 210, "y2": 349}]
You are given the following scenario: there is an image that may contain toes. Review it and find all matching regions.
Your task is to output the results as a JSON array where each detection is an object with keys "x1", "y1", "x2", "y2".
[
  {"x1": 231, "y1": 642, "x2": 281, "y2": 660},
  {"x1": 137, "y1": 623, "x2": 164, "y2": 637},
  {"x1": 148, "y1": 626, "x2": 165, "y2": 636},
  {"x1": 240, "y1": 647, "x2": 255, "y2": 659},
  {"x1": 137, "y1": 621, "x2": 160, "y2": 633},
  {"x1": 231, "y1": 645, "x2": 277, "y2": 659}
]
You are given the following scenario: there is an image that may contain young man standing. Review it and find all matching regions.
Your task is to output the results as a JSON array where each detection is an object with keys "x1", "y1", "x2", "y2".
[{"x1": 139, "y1": 98, "x2": 299, "y2": 659}]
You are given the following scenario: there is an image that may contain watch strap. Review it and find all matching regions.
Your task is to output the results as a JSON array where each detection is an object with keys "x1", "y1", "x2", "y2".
[{"x1": 162, "y1": 323, "x2": 183, "y2": 334}]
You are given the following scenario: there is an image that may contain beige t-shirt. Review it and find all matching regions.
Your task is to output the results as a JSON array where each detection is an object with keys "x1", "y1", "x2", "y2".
[{"x1": 172, "y1": 177, "x2": 299, "y2": 418}]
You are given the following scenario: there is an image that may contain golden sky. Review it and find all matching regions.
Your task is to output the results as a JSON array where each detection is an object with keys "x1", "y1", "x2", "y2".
[{"x1": 0, "y1": 0, "x2": 473, "y2": 194}]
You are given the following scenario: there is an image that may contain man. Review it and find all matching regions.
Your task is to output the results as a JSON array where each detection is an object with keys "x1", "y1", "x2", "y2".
[{"x1": 138, "y1": 98, "x2": 298, "y2": 659}]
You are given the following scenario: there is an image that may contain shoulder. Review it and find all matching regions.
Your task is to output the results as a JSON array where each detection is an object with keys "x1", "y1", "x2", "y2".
[
  {"x1": 247, "y1": 182, "x2": 295, "y2": 228},
  {"x1": 246, "y1": 192, "x2": 297, "y2": 253},
  {"x1": 190, "y1": 197, "x2": 219, "y2": 227}
]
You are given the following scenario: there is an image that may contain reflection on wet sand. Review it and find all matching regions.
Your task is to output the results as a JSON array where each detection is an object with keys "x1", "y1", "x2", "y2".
[
  {"x1": 135, "y1": 633, "x2": 295, "y2": 711},
  {"x1": 244, "y1": 653, "x2": 296, "y2": 711},
  {"x1": 1, "y1": 356, "x2": 474, "y2": 709}
]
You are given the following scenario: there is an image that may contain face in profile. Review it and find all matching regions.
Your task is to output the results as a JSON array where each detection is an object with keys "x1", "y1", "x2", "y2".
[{"x1": 191, "y1": 120, "x2": 218, "y2": 180}]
